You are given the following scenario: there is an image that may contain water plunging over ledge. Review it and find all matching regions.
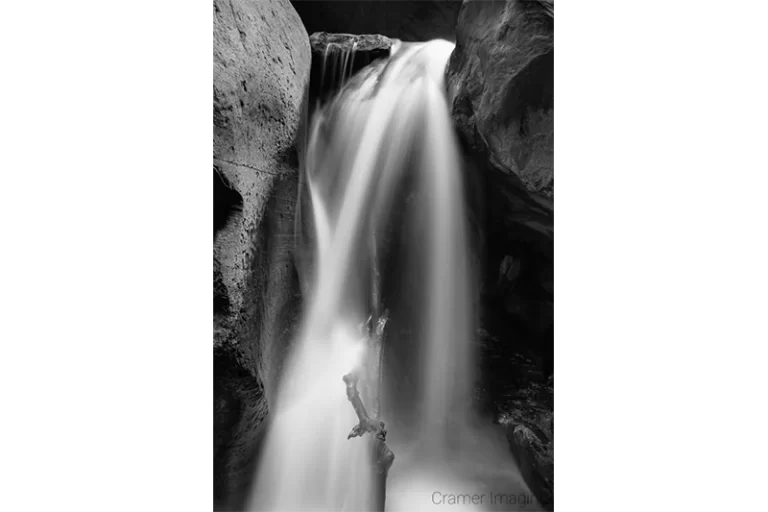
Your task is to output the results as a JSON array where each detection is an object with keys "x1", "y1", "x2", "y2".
[{"x1": 248, "y1": 38, "x2": 538, "y2": 512}]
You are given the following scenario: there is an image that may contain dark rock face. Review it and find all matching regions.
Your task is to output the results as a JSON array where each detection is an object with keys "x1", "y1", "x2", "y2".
[
  {"x1": 291, "y1": 0, "x2": 462, "y2": 42},
  {"x1": 213, "y1": 0, "x2": 310, "y2": 509},
  {"x1": 505, "y1": 418, "x2": 554, "y2": 510},
  {"x1": 447, "y1": 0, "x2": 554, "y2": 308},
  {"x1": 448, "y1": 0, "x2": 554, "y2": 371},
  {"x1": 309, "y1": 32, "x2": 393, "y2": 107},
  {"x1": 476, "y1": 331, "x2": 553, "y2": 510},
  {"x1": 448, "y1": 0, "x2": 553, "y2": 197},
  {"x1": 448, "y1": 1, "x2": 554, "y2": 507}
]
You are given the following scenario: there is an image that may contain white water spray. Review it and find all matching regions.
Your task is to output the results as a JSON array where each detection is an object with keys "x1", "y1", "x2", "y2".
[{"x1": 249, "y1": 39, "x2": 537, "y2": 512}]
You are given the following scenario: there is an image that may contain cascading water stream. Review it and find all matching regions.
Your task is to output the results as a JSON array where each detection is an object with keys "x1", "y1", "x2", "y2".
[{"x1": 249, "y1": 39, "x2": 538, "y2": 512}]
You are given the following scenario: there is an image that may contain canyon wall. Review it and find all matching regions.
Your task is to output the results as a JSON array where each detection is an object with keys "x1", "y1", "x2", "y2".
[
  {"x1": 447, "y1": 1, "x2": 554, "y2": 508},
  {"x1": 213, "y1": 0, "x2": 309, "y2": 508}
]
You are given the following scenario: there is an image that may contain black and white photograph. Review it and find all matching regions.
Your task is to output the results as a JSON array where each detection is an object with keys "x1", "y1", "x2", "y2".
[{"x1": 214, "y1": 1, "x2": 553, "y2": 510}]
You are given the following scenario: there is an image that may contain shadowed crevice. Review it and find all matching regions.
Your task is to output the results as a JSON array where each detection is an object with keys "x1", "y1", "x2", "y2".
[
  {"x1": 214, "y1": 167, "x2": 244, "y2": 236},
  {"x1": 214, "y1": 347, "x2": 270, "y2": 511}
]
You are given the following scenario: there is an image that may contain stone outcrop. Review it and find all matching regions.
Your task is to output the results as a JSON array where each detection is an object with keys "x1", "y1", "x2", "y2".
[
  {"x1": 477, "y1": 329, "x2": 553, "y2": 510},
  {"x1": 448, "y1": 0, "x2": 554, "y2": 370},
  {"x1": 448, "y1": 0, "x2": 553, "y2": 198},
  {"x1": 448, "y1": 1, "x2": 554, "y2": 507},
  {"x1": 213, "y1": 0, "x2": 310, "y2": 508},
  {"x1": 308, "y1": 32, "x2": 394, "y2": 107},
  {"x1": 291, "y1": 0, "x2": 462, "y2": 42},
  {"x1": 447, "y1": 0, "x2": 554, "y2": 305}
]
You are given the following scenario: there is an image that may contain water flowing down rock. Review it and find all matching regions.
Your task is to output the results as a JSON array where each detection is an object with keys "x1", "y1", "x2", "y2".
[
  {"x1": 250, "y1": 39, "x2": 502, "y2": 512},
  {"x1": 309, "y1": 32, "x2": 394, "y2": 107},
  {"x1": 213, "y1": 1, "x2": 555, "y2": 508},
  {"x1": 213, "y1": 0, "x2": 310, "y2": 508}
]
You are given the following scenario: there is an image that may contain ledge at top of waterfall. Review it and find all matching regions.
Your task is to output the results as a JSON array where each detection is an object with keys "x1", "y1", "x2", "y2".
[{"x1": 322, "y1": 38, "x2": 455, "y2": 110}]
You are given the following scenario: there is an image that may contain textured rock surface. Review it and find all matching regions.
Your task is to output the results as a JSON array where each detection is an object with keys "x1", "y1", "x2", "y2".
[
  {"x1": 311, "y1": 31, "x2": 393, "y2": 55},
  {"x1": 309, "y1": 32, "x2": 393, "y2": 107},
  {"x1": 505, "y1": 419, "x2": 554, "y2": 510},
  {"x1": 449, "y1": 0, "x2": 554, "y2": 372},
  {"x1": 501, "y1": 373, "x2": 555, "y2": 512},
  {"x1": 292, "y1": 0, "x2": 462, "y2": 41},
  {"x1": 448, "y1": 1, "x2": 554, "y2": 507},
  {"x1": 476, "y1": 329, "x2": 553, "y2": 510},
  {"x1": 448, "y1": 0, "x2": 553, "y2": 198},
  {"x1": 213, "y1": 0, "x2": 310, "y2": 509},
  {"x1": 448, "y1": 0, "x2": 554, "y2": 313}
]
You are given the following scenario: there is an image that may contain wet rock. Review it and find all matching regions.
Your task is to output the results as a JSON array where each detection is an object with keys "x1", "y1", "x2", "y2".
[
  {"x1": 499, "y1": 379, "x2": 554, "y2": 511},
  {"x1": 213, "y1": 0, "x2": 309, "y2": 397},
  {"x1": 214, "y1": 348, "x2": 270, "y2": 509},
  {"x1": 311, "y1": 32, "x2": 393, "y2": 57},
  {"x1": 448, "y1": 0, "x2": 553, "y2": 198},
  {"x1": 309, "y1": 32, "x2": 394, "y2": 107},
  {"x1": 475, "y1": 328, "x2": 546, "y2": 411},
  {"x1": 450, "y1": 2, "x2": 554, "y2": 439},
  {"x1": 506, "y1": 423, "x2": 554, "y2": 510},
  {"x1": 449, "y1": 1, "x2": 553, "y2": 344},
  {"x1": 213, "y1": 0, "x2": 310, "y2": 508},
  {"x1": 498, "y1": 255, "x2": 522, "y2": 285}
]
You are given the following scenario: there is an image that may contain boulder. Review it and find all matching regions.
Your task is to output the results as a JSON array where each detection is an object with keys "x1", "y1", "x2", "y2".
[
  {"x1": 506, "y1": 423, "x2": 554, "y2": 510},
  {"x1": 498, "y1": 377, "x2": 554, "y2": 511},
  {"x1": 213, "y1": 0, "x2": 310, "y2": 508},
  {"x1": 448, "y1": 0, "x2": 553, "y2": 198}
]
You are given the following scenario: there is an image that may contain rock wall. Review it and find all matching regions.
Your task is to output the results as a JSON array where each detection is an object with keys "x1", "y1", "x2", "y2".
[
  {"x1": 447, "y1": 0, "x2": 553, "y2": 373},
  {"x1": 308, "y1": 32, "x2": 393, "y2": 108},
  {"x1": 448, "y1": 0, "x2": 553, "y2": 198},
  {"x1": 213, "y1": 0, "x2": 310, "y2": 509},
  {"x1": 447, "y1": 1, "x2": 554, "y2": 508}
]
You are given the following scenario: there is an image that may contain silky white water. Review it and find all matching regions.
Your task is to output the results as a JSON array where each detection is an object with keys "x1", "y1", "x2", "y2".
[{"x1": 249, "y1": 39, "x2": 536, "y2": 512}]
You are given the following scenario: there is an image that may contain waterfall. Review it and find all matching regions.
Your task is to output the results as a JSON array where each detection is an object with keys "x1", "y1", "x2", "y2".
[{"x1": 249, "y1": 40, "x2": 532, "y2": 512}]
